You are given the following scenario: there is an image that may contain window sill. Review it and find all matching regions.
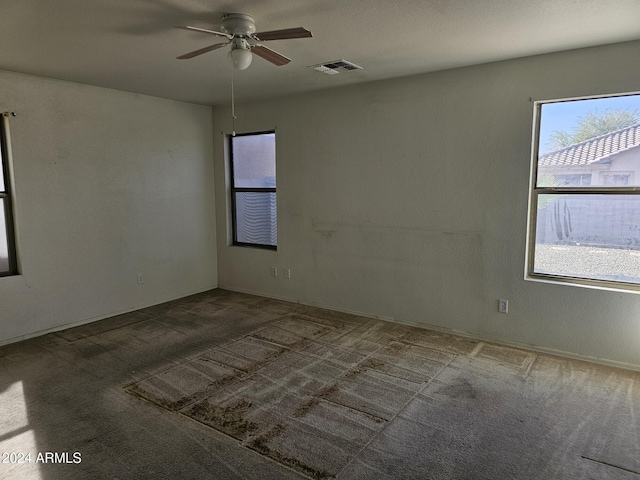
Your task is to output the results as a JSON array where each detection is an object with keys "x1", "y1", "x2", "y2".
[{"x1": 525, "y1": 272, "x2": 640, "y2": 295}]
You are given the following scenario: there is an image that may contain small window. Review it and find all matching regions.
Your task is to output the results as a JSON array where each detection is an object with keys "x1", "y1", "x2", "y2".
[
  {"x1": 548, "y1": 174, "x2": 592, "y2": 187},
  {"x1": 527, "y1": 93, "x2": 640, "y2": 290},
  {"x1": 229, "y1": 131, "x2": 277, "y2": 249},
  {"x1": 0, "y1": 114, "x2": 18, "y2": 276},
  {"x1": 601, "y1": 172, "x2": 632, "y2": 186}
]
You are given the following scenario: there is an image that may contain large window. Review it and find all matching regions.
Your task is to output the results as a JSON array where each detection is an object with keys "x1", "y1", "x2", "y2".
[
  {"x1": 527, "y1": 92, "x2": 640, "y2": 290},
  {"x1": 230, "y1": 131, "x2": 277, "y2": 249},
  {"x1": 0, "y1": 113, "x2": 18, "y2": 276}
]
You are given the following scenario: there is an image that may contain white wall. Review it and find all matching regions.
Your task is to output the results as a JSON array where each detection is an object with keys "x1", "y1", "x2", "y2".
[
  {"x1": 0, "y1": 70, "x2": 217, "y2": 344},
  {"x1": 213, "y1": 40, "x2": 640, "y2": 369}
]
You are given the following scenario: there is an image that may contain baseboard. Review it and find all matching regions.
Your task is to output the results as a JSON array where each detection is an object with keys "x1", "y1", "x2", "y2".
[
  {"x1": 384, "y1": 316, "x2": 640, "y2": 373},
  {"x1": 218, "y1": 284, "x2": 640, "y2": 373},
  {"x1": 217, "y1": 284, "x2": 299, "y2": 305},
  {"x1": 0, "y1": 284, "x2": 219, "y2": 347},
  {"x1": 8, "y1": 282, "x2": 638, "y2": 373}
]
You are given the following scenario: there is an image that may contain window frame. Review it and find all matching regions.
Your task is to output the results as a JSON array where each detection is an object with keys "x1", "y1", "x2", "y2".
[
  {"x1": 229, "y1": 130, "x2": 277, "y2": 250},
  {"x1": 0, "y1": 113, "x2": 18, "y2": 277},
  {"x1": 526, "y1": 93, "x2": 640, "y2": 293}
]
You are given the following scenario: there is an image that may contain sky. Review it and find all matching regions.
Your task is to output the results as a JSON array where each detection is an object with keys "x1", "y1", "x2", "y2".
[{"x1": 538, "y1": 93, "x2": 640, "y2": 154}]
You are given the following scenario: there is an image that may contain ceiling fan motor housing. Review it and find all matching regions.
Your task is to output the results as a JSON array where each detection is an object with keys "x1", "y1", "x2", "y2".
[{"x1": 220, "y1": 13, "x2": 256, "y2": 36}]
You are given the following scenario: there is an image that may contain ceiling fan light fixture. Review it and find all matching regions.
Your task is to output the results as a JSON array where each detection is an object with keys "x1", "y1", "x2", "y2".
[
  {"x1": 228, "y1": 38, "x2": 253, "y2": 70},
  {"x1": 228, "y1": 48, "x2": 252, "y2": 70}
]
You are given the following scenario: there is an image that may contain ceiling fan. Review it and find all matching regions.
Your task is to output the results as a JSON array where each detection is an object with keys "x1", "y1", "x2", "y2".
[{"x1": 175, "y1": 13, "x2": 312, "y2": 70}]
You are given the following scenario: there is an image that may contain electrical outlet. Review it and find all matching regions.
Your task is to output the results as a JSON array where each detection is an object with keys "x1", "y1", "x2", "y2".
[
  {"x1": 137, "y1": 273, "x2": 145, "y2": 285},
  {"x1": 271, "y1": 266, "x2": 278, "y2": 277},
  {"x1": 284, "y1": 268, "x2": 291, "y2": 279},
  {"x1": 498, "y1": 299, "x2": 509, "y2": 314}
]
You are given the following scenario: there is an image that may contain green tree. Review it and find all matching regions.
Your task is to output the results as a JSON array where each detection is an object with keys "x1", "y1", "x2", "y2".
[{"x1": 548, "y1": 108, "x2": 640, "y2": 150}]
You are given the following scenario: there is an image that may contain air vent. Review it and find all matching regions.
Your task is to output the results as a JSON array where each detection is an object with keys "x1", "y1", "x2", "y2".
[{"x1": 309, "y1": 59, "x2": 363, "y2": 75}]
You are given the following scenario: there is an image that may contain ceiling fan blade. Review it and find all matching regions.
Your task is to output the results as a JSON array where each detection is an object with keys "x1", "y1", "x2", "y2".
[
  {"x1": 253, "y1": 27, "x2": 312, "y2": 41},
  {"x1": 177, "y1": 42, "x2": 228, "y2": 60},
  {"x1": 174, "y1": 25, "x2": 232, "y2": 39},
  {"x1": 252, "y1": 45, "x2": 291, "y2": 66}
]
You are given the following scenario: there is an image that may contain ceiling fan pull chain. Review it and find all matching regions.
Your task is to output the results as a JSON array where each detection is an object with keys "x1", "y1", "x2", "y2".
[{"x1": 231, "y1": 69, "x2": 237, "y2": 136}]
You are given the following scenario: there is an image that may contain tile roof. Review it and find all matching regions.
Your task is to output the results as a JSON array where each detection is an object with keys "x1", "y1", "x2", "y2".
[{"x1": 539, "y1": 123, "x2": 640, "y2": 167}]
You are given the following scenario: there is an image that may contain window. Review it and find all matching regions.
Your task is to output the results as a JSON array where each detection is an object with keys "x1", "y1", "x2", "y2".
[
  {"x1": 527, "y1": 93, "x2": 640, "y2": 290},
  {"x1": 0, "y1": 113, "x2": 18, "y2": 276},
  {"x1": 229, "y1": 131, "x2": 277, "y2": 249},
  {"x1": 601, "y1": 172, "x2": 632, "y2": 186},
  {"x1": 548, "y1": 174, "x2": 592, "y2": 187}
]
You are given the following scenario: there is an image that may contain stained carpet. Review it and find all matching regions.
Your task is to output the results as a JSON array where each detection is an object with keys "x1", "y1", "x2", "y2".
[{"x1": 124, "y1": 300, "x2": 640, "y2": 480}]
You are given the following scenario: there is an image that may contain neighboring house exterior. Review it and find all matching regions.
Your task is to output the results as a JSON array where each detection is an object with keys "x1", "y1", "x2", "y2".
[
  {"x1": 536, "y1": 123, "x2": 640, "y2": 248},
  {"x1": 538, "y1": 122, "x2": 640, "y2": 187}
]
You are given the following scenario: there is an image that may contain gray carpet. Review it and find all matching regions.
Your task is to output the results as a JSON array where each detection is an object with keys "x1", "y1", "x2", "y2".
[
  {"x1": 2, "y1": 289, "x2": 639, "y2": 479},
  {"x1": 123, "y1": 298, "x2": 640, "y2": 479}
]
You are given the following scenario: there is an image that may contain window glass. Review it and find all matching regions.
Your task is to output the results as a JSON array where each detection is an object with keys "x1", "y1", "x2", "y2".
[
  {"x1": 533, "y1": 194, "x2": 640, "y2": 284},
  {"x1": 537, "y1": 96, "x2": 640, "y2": 188},
  {"x1": 234, "y1": 192, "x2": 277, "y2": 246},
  {"x1": 232, "y1": 133, "x2": 276, "y2": 188},
  {"x1": 529, "y1": 93, "x2": 640, "y2": 289},
  {"x1": 0, "y1": 139, "x2": 4, "y2": 192},
  {"x1": 0, "y1": 203, "x2": 8, "y2": 272},
  {"x1": 0, "y1": 116, "x2": 17, "y2": 277},
  {"x1": 538, "y1": 174, "x2": 591, "y2": 187},
  {"x1": 230, "y1": 131, "x2": 277, "y2": 249}
]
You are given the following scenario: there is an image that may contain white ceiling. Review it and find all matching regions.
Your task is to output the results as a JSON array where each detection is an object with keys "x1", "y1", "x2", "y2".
[{"x1": 2, "y1": 0, "x2": 640, "y2": 106}]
